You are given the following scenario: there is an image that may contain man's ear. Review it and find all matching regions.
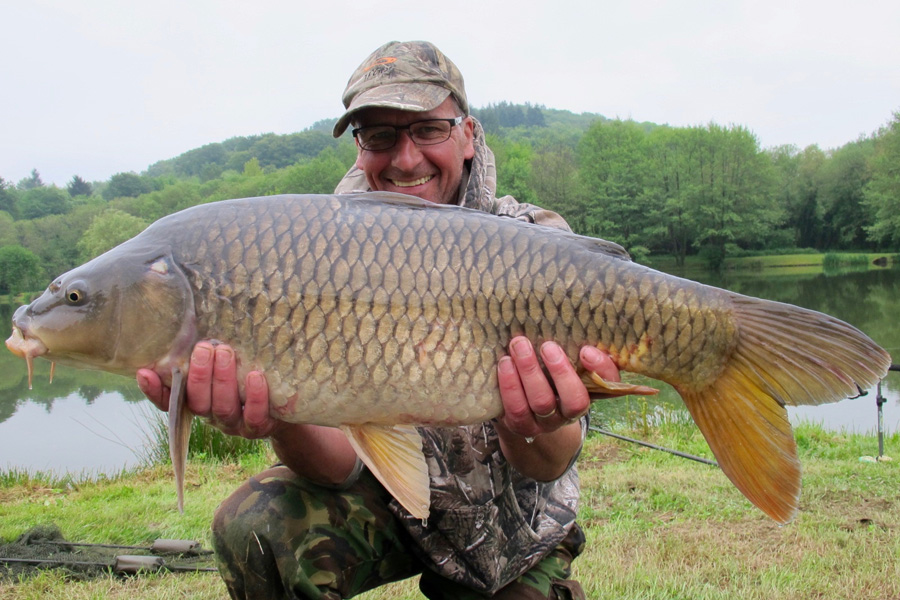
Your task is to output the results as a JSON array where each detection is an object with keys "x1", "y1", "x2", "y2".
[
  {"x1": 462, "y1": 117, "x2": 476, "y2": 160},
  {"x1": 354, "y1": 138, "x2": 365, "y2": 169}
]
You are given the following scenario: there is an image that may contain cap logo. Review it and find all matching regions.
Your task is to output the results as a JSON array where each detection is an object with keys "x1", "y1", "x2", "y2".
[{"x1": 364, "y1": 56, "x2": 397, "y2": 72}]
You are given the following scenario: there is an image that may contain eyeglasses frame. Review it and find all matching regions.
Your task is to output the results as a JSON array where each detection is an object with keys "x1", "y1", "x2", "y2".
[{"x1": 352, "y1": 116, "x2": 465, "y2": 151}]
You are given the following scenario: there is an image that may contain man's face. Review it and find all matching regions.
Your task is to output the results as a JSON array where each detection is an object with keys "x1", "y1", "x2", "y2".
[{"x1": 353, "y1": 97, "x2": 475, "y2": 205}]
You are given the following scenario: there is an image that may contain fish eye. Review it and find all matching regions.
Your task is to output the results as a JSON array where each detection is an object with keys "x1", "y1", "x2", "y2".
[{"x1": 65, "y1": 284, "x2": 87, "y2": 305}]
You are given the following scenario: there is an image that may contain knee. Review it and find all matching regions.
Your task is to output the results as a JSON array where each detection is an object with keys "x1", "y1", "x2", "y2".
[{"x1": 211, "y1": 466, "x2": 304, "y2": 555}]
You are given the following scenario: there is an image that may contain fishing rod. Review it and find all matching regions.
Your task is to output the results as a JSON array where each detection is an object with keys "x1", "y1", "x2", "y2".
[
  {"x1": 593, "y1": 363, "x2": 899, "y2": 465},
  {"x1": 1, "y1": 536, "x2": 217, "y2": 576},
  {"x1": 588, "y1": 425, "x2": 718, "y2": 467},
  {"x1": 38, "y1": 538, "x2": 212, "y2": 556},
  {"x1": 0, "y1": 555, "x2": 218, "y2": 574}
]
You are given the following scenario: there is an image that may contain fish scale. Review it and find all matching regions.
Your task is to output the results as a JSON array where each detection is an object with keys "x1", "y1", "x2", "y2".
[
  {"x1": 6, "y1": 192, "x2": 891, "y2": 523},
  {"x1": 162, "y1": 196, "x2": 748, "y2": 415}
]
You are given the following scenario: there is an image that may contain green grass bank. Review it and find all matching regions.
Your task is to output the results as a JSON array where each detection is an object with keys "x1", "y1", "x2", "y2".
[
  {"x1": 1, "y1": 420, "x2": 898, "y2": 599},
  {"x1": 648, "y1": 251, "x2": 898, "y2": 276}
]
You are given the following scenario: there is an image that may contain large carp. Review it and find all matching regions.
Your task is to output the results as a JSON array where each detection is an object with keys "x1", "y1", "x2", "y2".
[{"x1": 6, "y1": 193, "x2": 891, "y2": 523}]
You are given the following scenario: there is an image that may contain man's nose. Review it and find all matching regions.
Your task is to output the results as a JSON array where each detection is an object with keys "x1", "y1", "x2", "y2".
[{"x1": 390, "y1": 129, "x2": 424, "y2": 168}]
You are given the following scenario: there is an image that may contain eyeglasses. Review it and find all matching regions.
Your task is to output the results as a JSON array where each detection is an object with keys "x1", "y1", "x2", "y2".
[{"x1": 352, "y1": 117, "x2": 464, "y2": 151}]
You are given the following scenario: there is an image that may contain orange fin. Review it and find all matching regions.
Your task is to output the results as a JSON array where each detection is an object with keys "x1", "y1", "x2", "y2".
[
  {"x1": 675, "y1": 294, "x2": 892, "y2": 524},
  {"x1": 583, "y1": 371, "x2": 658, "y2": 398},
  {"x1": 679, "y1": 371, "x2": 800, "y2": 524},
  {"x1": 342, "y1": 424, "x2": 430, "y2": 519}
]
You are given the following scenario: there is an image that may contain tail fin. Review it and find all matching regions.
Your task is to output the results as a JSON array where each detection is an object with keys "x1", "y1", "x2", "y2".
[{"x1": 677, "y1": 294, "x2": 891, "y2": 524}]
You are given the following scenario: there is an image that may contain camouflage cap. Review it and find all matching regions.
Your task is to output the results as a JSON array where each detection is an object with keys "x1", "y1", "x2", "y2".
[{"x1": 333, "y1": 41, "x2": 469, "y2": 138}]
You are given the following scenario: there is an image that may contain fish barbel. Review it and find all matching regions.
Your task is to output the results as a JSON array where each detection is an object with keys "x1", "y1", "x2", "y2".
[{"x1": 6, "y1": 193, "x2": 892, "y2": 522}]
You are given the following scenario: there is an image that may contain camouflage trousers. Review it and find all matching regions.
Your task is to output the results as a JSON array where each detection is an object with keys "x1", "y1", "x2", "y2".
[{"x1": 212, "y1": 465, "x2": 587, "y2": 600}]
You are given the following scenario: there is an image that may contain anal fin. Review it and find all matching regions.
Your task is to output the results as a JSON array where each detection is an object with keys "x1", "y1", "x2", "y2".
[
  {"x1": 583, "y1": 371, "x2": 659, "y2": 398},
  {"x1": 341, "y1": 424, "x2": 430, "y2": 520}
]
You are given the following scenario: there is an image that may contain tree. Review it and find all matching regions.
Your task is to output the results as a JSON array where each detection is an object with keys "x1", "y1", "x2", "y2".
[
  {"x1": 15, "y1": 206, "x2": 100, "y2": 280},
  {"x1": 0, "y1": 211, "x2": 16, "y2": 246},
  {"x1": 278, "y1": 148, "x2": 351, "y2": 194},
  {"x1": 112, "y1": 179, "x2": 202, "y2": 222},
  {"x1": 17, "y1": 169, "x2": 44, "y2": 190},
  {"x1": 0, "y1": 245, "x2": 43, "y2": 295},
  {"x1": 644, "y1": 126, "x2": 698, "y2": 263},
  {"x1": 0, "y1": 177, "x2": 18, "y2": 218},
  {"x1": 524, "y1": 103, "x2": 546, "y2": 127},
  {"x1": 476, "y1": 107, "x2": 500, "y2": 134},
  {"x1": 18, "y1": 186, "x2": 70, "y2": 219},
  {"x1": 682, "y1": 124, "x2": 780, "y2": 266},
  {"x1": 67, "y1": 175, "x2": 93, "y2": 198},
  {"x1": 794, "y1": 146, "x2": 826, "y2": 248},
  {"x1": 577, "y1": 120, "x2": 658, "y2": 247},
  {"x1": 488, "y1": 136, "x2": 539, "y2": 205},
  {"x1": 818, "y1": 139, "x2": 875, "y2": 249},
  {"x1": 242, "y1": 157, "x2": 263, "y2": 177},
  {"x1": 529, "y1": 142, "x2": 580, "y2": 219},
  {"x1": 864, "y1": 112, "x2": 900, "y2": 246},
  {"x1": 103, "y1": 172, "x2": 154, "y2": 200},
  {"x1": 77, "y1": 209, "x2": 148, "y2": 260},
  {"x1": 765, "y1": 144, "x2": 824, "y2": 250}
]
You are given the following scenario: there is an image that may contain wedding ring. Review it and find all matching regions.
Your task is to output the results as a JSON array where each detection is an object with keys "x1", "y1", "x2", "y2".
[{"x1": 535, "y1": 407, "x2": 557, "y2": 419}]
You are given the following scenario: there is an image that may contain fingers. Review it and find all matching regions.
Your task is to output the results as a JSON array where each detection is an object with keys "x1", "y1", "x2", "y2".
[
  {"x1": 183, "y1": 342, "x2": 217, "y2": 417},
  {"x1": 137, "y1": 341, "x2": 274, "y2": 439},
  {"x1": 497, "y1": 337, "x2": 590, "y2": 437},
  {"x1": 497, "y1": 354, "x2": 535, "y2": 435},
  {"x1": 137, "y1": 368, "x2": 169, "y2": 411},
  {"x1": 579, "y1": 345, "x2": 621, "y2": 383},
  {"x1": 240, "y1": 372, "x2": 276, "y2": 439},
  {"x1": 207, "y1": 346, "x2": 243, "y2": 427},
  {"x1": 510, "y1": 337, "x2": 560, "y2": 418},
  {"x1": 542, "y1": 343, "x2": 590, "y2": 421}
]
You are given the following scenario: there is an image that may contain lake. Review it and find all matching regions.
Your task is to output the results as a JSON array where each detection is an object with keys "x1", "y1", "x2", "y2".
[{"x1": 1, "y1": 263, "x2": 898, "y2": 477}]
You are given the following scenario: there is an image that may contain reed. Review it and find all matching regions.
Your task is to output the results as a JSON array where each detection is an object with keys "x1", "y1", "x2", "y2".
[{"x1": 138, "y1": 408, "x2": 270, "y2": 465}]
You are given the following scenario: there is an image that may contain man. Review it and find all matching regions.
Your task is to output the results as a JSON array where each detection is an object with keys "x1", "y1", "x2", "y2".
[{"x1": 138, "y1": 41, "x2": 621, "y2": 599}]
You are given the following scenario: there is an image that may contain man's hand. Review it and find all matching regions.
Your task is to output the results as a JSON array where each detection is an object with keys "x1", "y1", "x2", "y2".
[
  {"x1": 136, "y1": 341, "x2": 279, "y2": 439},
  {"x1": 137, "y1": 342, "x2": 360, "y2": 485},
  {"x1": 496, "y1": 336, "x2": 619, "y2": 439},
  {"x1": 494, "y1": 336, "x2": 620, "y2": 480}
]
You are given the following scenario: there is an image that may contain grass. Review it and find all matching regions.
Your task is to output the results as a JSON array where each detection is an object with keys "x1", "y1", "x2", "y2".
[
  {"x1": 648, "y1": 251, "x2": 898, "y2": 275},
  {"x1": 139, "y1": 410, "x2": 269, "y2": 465},
  {"x1": 1, "y1": 419, "x2": 898, "y2": 599}
]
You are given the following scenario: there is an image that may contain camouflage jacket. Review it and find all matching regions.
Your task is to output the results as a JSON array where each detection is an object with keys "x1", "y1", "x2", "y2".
[{"x1": 334, "y1": 118, "x2": 586, "y2": 594}]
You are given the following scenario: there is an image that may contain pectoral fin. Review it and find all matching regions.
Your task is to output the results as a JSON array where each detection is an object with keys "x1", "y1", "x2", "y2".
[
  {"x1": 341, "y1": 424, "x2": 430, "y2": 520},
  {"x1": 167, "y1": 368, "x2": 193, "y2": 513},
  {"x1": 583, "y1": 371, "x2": 659, "y2": 398}
]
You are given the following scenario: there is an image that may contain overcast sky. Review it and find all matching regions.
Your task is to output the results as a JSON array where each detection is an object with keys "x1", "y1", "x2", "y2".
[{"x1": 3, "y1": 0, "x2": 898, "y2": 187}]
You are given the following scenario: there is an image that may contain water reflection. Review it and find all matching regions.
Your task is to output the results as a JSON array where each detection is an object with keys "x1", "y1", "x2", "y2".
[
  {"x1": 0, "y1": 388, "x2": 154, "y2": 476},
  {"x1": 1, "y1": 302, "x2": 157, "y2": 476},
  {"x1": 1, "y1": 264, "x2": 898, "y2": 476}
]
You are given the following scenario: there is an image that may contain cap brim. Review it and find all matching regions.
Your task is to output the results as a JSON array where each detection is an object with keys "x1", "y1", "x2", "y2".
[{"x1": 332, "y1": 83, "x2": 452, "y2": 137}]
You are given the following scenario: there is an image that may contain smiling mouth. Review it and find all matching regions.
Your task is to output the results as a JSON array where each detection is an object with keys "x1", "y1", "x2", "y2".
[{"x1": 390, "y1": 175, "x2": 433, "y2": 188}]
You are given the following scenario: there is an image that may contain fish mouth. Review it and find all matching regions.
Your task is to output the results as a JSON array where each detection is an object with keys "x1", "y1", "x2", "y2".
[{"x1": 5, "y1": 324, "x2": 49, "y2": 389}]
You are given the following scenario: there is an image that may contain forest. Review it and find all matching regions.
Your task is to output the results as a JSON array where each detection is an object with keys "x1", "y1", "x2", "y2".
[{"x1": 1, "y1": 102, "x2": 899, "y2": 295}]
